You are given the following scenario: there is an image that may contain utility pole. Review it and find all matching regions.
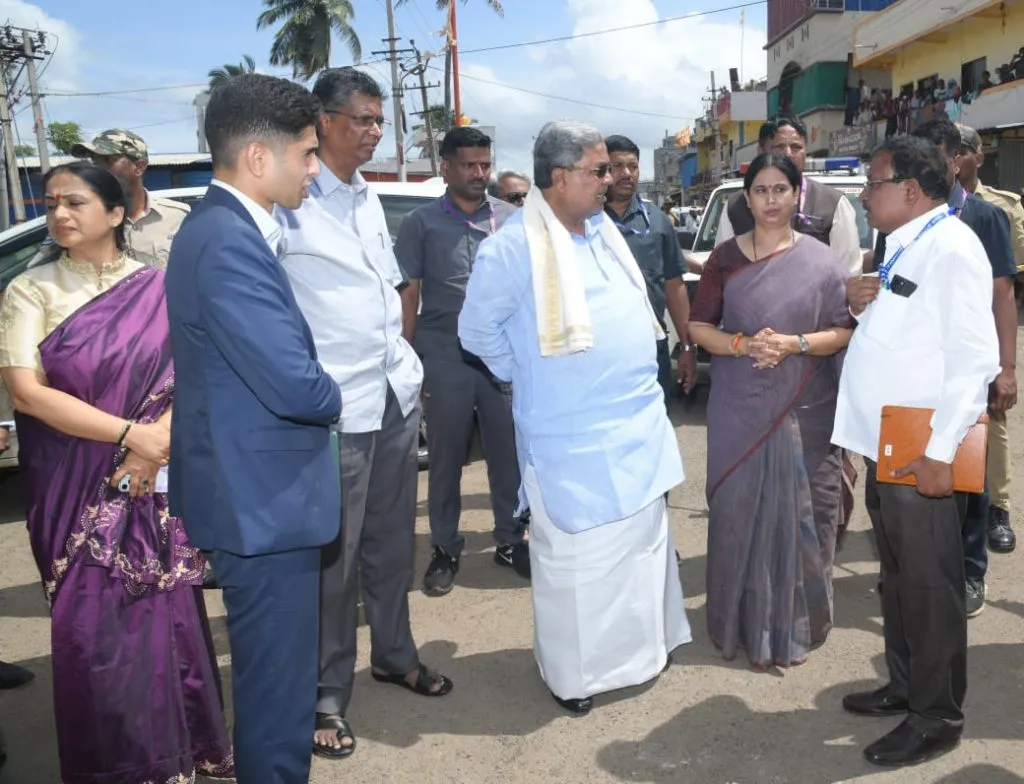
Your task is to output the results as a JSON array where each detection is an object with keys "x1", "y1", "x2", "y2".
[
  {"x1": 449, "y1": 2, "x2": 462, "y2": 126},
  {"x1": 0, "y1": 25, "x2": 51, "y2": 222},
  {"x1": 23, "y1": 31, "x2": 48, "y2": 174},
  {"x1": 0, "y1": 78, "x2": 25, "y2": 223},
  {"x1": 708, "y1": 71, "x2": 721, "y2": 184},
  {"x1": 403, "y1": 41, "x2": 441, "y2": 177},
  {"x1": 374, "y1": 0, "x2": 414, "y2": 182},
  {"x1": 0, "y1": 152, "x2": 10, "y2": 231}
]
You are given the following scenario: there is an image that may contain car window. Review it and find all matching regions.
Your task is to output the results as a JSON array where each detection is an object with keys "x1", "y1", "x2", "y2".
[
  {"x1": 0, "y1": 223, "x2": 49, "y2": 290},
  {"x1": 378, "y1": 194, "x2": 435, "y2": 243},
  {"x1": 693, "y1": 188, "x2": 733, "y2": 253},
  {"x1": 834, "y1": 188, "x2": 873, "y2": 250}
]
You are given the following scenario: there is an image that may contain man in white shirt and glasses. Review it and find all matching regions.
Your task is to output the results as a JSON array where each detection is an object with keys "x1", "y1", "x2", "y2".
[
  {"x1": 276, "y1": 67, "x2": 453, "y2": 762},
  {"x1": 834, "y1": 136, "x2": 999, "y2": 768}
]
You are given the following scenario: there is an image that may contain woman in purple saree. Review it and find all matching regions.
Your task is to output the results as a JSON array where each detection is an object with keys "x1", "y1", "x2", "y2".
[
  {"x1": 0, "y1": 163, "x2": 232, "y2": 782},
  {"x1": 689, "y1": 155, "x2": 855, "y2": 670}
]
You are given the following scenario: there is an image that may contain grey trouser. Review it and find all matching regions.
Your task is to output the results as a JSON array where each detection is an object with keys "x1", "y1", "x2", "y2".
[
  {"x1": 317, "y1": 386, "x2": 421, "y2": 715},
  {"x1": 423, "y1": 356, "x2": 523, "y2": 556}
]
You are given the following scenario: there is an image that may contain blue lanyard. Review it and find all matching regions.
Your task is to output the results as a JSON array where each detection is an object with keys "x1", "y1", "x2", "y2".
[
  {"x1": 612, "y1": 197, "x2": 651, "y2": 237},
  {"x1": 878, "y1": 209, "x2": 953, "y2": 289},
  {"x1": 442, "y1": 194, "x2": 496, "y2": 235}
]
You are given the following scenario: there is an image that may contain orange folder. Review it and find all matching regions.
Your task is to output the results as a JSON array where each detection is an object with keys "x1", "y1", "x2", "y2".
[{"x1": 876, "y1": 406, "x2": 988, "y2": 494}]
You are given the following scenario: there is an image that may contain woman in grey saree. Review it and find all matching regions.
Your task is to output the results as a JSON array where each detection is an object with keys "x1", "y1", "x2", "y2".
[{"x1": 689, "y1": 155, "x2": 854, "y2": 670}]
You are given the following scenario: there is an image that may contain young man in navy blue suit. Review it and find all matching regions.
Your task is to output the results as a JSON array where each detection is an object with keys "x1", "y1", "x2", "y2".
[{"x1": 164, "y1": 74, "x2": 342, "y2": 784}]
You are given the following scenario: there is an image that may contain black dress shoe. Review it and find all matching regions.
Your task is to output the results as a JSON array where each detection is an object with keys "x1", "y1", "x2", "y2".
[
  {"x1": 0, "y1": 661, "x2": 34, "y2": 690},
  {"x1": 842, "y1": 686, "x2": 908, "y2": 717},
  {"x1": 863, "y1": 718, "x2": 960, "y2": 768},
  {"x1": 987, "y1": 506, "x2": 1016, "y2": 553},
  {"x1": 550, "y1": 690, "x2": 593, "y2": 715}
]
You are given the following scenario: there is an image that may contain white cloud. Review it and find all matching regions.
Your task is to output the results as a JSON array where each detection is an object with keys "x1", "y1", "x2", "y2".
[
  {"x1": 0, "y1": 0, "x2": 769, "y2": 173},
  {"x1": 447, "y1": 0, "x2": 767, "y2": 179}
]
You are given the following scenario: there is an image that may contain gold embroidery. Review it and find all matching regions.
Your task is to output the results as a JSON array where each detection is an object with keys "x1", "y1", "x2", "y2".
[{"x1": 58, "y1": 251, "x2": 127, "y2": 278}]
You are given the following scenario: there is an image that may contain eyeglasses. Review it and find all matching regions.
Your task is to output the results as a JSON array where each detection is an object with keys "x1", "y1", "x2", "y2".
[
  {"x1": 504, "y1": 192, "x2": 527, "y2": 205},
  {"x1": 563, "y1": 163, "x2": 612, "y2": 179},
  {"x1": 862, "y1": 177, "x2": 906, "y2": 191},
  {"x1": 324, "y1": 110, "x2": 390, "y2": 129}
]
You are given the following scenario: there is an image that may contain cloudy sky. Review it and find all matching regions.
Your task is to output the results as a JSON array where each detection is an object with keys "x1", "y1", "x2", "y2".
[{"x1": 14, "y1": 0, "x2": 767, "y2": 178}]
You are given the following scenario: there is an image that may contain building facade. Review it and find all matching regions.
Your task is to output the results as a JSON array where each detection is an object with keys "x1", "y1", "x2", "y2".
[
  {"x1": 691, "y1": 81, "x2": 767, "y2": 200},
  {"x1": 853, "y1": 0, "x2": 1024, "y2": 190},
  {"x1": 766, "y1": 0, "x2": 898, "y2": 156}
]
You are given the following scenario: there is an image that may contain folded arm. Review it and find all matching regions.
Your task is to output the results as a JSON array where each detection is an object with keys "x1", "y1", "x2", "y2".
[{"x1": 198, "y1": 239, "x2": 341, "y2": 426}]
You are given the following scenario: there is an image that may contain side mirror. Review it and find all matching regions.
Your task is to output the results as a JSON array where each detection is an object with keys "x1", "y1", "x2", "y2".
[{"x1": 675, "y1": 230, "x2": 696, "y2": 250}]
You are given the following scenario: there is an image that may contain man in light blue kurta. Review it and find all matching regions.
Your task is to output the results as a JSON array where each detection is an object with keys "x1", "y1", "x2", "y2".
[{"x1": 458, "y1": 120, "x2": 691, "y2": 715}]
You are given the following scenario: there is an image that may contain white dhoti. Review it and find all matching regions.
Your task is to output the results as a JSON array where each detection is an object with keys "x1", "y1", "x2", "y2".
[{"x1": 524, "y1": 464, "x2": 692, "y2": 700}]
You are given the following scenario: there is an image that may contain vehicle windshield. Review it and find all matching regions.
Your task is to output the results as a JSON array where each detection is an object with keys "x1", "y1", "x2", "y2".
[{"x1": 694, "y1": 180, "x2": 872, "y2": 253}]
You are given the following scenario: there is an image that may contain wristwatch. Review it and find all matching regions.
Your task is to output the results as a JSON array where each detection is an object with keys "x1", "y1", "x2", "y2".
[{"x1": 797, "y1": 335, "x2": 810, "y2": 354}]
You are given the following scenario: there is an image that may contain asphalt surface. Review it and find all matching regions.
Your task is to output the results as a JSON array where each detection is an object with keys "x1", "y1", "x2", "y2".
[{"x1": 1, "y1": 356, "x2": 1023, "y2": 783}]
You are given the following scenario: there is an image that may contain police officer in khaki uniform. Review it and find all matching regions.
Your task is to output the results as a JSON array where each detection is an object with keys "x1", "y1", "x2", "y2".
[
  {"x1": 958, "y1": 124, "x2": 1022, "y2": 554},
  {"x1": 30, "y1": 130, "x2": 190, "y2": 271},
  {"x1": 70, "y1": 129, "x2": 190, "y2": 269}
]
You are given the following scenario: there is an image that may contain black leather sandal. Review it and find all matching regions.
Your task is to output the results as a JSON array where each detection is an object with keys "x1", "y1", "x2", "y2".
[
  {"x1": 312, "y1": 713, "x2": 356, "y2": 760},
  {"x1": 371, "y1": 664, "x2": 453, "y2": 697}
]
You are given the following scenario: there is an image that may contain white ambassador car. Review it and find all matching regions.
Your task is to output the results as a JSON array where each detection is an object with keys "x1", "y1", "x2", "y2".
[{"x1": 0, "y1": 179, "x2": 447, "y2": 471}]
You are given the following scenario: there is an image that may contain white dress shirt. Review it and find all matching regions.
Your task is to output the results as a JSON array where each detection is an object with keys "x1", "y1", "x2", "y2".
[
  {"x1": 716, "y1": 187, "x2": 863, "y2": 274},
  {"x1": 276, "y1": 164, "x2": 422, "y2": 434},
  {"x1": 209, "y1": 179, "x2": 283, "y2": 254},
  {"x1": 832, "y1": 204, "x2": 1000, "y2": 463}
]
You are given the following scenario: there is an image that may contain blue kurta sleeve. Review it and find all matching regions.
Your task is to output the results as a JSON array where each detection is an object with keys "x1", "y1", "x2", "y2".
[{"x1": 458, "y1": 231, "x2": 529, "y2": 382}]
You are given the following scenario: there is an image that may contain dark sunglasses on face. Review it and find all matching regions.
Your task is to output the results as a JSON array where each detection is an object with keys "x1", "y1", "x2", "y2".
[{"x1": 504, "y1": 192, "x2": 527, "y2": 205}]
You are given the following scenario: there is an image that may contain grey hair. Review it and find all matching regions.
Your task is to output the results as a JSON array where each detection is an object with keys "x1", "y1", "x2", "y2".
[
  {"x1": 488, "y1": 169, "x2": 531, "y2": 197},
  {"x1": 312, "y1": 67, "x2": 386, "y2": 111},
  {"x1": 533, "y1": 121, "x2": 604, "y2": 189}
]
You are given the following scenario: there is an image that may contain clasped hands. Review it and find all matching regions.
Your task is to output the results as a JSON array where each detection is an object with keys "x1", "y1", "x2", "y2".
[
  {"x1": 746, "y1": 328, "x2": 797, "y2": 370},
  {"x1": 109, "y1": 420, "x2": 171, "y2": 498}
]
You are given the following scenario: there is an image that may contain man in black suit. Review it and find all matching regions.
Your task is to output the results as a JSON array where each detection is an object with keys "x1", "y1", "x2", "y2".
[{"x1": 165, "y1": 74, "x2": 342, "y2": 783}]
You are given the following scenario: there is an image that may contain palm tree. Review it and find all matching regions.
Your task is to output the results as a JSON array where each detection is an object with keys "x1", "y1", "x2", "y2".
[
  {"x1": 397, "y1": 0, "x2": 503, "y2": 130},
  {"x1": 207, "y1": 55, "x2": 258, "y2": 90},
  {"x1": 256, "y1": 0, "x2": 360, "y2": 81}
]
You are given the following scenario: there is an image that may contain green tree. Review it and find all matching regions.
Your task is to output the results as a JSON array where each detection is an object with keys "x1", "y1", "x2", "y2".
[
  {"x1": 47, "y1": 121, "x2": 83, "y2": 155},
  {"x1": 208, "y1": 55, "x2": 257, "y2": 90},
  {"x1": 256, "y1": 0, "x2": 360, "y2": 81},
  {"x1": 13, "y1": 143, "x2": 34, "y2": 157},
  {"x1": 398, "y1": 0, "x2": 503, "y2": 130}
]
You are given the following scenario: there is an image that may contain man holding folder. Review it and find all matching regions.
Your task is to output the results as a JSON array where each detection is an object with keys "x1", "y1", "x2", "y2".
[{"x1": 833, "y1": 136, "x2": 999, "y2": 768}]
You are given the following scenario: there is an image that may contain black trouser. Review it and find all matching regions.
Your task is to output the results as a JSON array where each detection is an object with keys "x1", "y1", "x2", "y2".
[
  {"x1": 961, "y1": 487, "x2": 989, "y2": 583},
  {"x1": 864, "y1": 461, "x2": 967, "y2": 733},
  {"x1": 656, "y1": 337, "x2": 672, "y2": 410}
]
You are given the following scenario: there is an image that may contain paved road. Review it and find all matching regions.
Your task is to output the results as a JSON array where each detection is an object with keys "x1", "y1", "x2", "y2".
[{"x1": 1, "y1": 379, "x2": 1023, "y2": 783}]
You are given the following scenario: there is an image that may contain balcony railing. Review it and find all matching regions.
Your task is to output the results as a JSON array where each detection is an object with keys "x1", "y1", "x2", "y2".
[{"x1": 809, "y1": 0, "x2": 844, "y2": 11}]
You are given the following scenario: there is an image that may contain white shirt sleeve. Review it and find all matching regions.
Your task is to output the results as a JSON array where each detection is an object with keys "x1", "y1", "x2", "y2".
[
  {"x1": 831, "y1": 196, "x2": 864, "y2": 274},
  {"x1": 925, "y1": 241, "x2": 1001, "y2": 462},
  {"x1": 714, "y1": 206, "x2": 734, "y2": 247}
]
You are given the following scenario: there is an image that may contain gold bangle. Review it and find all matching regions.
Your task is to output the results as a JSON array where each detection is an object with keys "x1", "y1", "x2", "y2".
[{"x1": 116, "y1": 420, "x2": 134, "y2": 447}]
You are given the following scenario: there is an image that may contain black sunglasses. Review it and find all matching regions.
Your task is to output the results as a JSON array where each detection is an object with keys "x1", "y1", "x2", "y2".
[{"x1": 504, "y1": 192, "x2": 527, "y2": 204}]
